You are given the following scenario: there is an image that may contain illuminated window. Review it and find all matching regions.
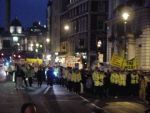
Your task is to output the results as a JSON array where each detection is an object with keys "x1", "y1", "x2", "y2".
[
  {"x1": 10, "y1": 26, "x2": 14, "y2": 33},
  {"x1": 17, "y1": 27, "x2": 22, "y2": 33}
]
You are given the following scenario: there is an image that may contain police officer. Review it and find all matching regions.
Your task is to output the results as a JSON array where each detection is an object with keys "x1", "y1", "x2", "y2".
[
  {"x1": 118, "y1": 70, "x2": 126, "y2": 96},
  {"x1": 92, "y1": 67, "x2": 100, "y2": 98},
  {"x1": 103, "y1": 70, "x2": 111, "y2": 98},
  {"x1": 99, "y1": 70, "x2": 104, "y2": 98},
  {"x1": 71, "y1": 68, "x2": 76, "y2": 92},
  {"x1": 76, "y1": 69, "x2": 82, "y2": 94},
  {"x1": 131, "y1": 70, "x2": 139, "y2": 96},
  {"x1": 110, "y1": 70, "x2": 119, "y2": 98}
]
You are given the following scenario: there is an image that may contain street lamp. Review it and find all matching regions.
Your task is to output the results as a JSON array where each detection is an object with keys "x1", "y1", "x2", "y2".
[
  {"x1": 36, "y1": 43, "x2": 39, "y2": 47},
  {"x1": 64, "y1": 24, "x2": 70, "y2": 31},
  {"x1": 97, "y1": 40, "x2": 103, "y2": 63},
  {"x1": 97, "y1": 40, "x2": 102, "y2": 48},
  {"x1": 122, "y1": 12, "x2": 130, "y2": 60},
  {"x1": 46, "y1": 38, "x2": 50, "y2": 43}
]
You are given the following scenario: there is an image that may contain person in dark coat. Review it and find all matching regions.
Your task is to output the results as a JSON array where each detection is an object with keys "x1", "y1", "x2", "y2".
[
  {"x1": 37, "y1": 66, "x2": 43, "y2": 87},
  {"x1": 46, "y1": 67, "x2": 55, "y2": 86},
  {"x1": 15, "y1": 64, "x2": 25, "y2": 90},
  {"x1": 126, "y1": 70, "x2": 132, "y2": 96},
  {"x1": 103, "y1": 70, "x2": 111, "y2": 98}
]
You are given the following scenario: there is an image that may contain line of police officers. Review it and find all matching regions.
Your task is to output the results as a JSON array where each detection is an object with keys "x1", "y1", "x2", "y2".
[{"x1": 60, "y1": 67, "x2": 150, "y2": 103}]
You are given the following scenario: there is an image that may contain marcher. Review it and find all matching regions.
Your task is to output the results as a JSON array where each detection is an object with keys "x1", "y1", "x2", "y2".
[
  {"x1": 20, "y1": 102, "x2": 37, "y2": 113},
  {"x1": 126, "y1": 70, "x2": 131, "y2": 96},
  {"x1": 26, "y1": 65, "x2": 34, "y2": 87},
  {"x1": 131, "y1": 70, "x2": 139, "y2": 96},
  {"x1": 85, "y1": 72, "x2": 93, "y2": 96},
  {"x1": 81, "y1": 68, "x2": 87, "y2": 93},
  {"x1": 76, "y1": 69, "x2": 82, "y2": 94},
  {"x1": 37, "y1": 66, "x2": 43, "y2": 87},
  {"x1": 103, "y1": 70, "x2": 111, "y2": 98},
  {"x1": 92, "y1": 67, "x2": 100, "y2": 98},
  {"x1": 110, "y1": 70, "x2": 119, "y2": 98},
  {"x1": 21, "y1": 64, "x2": 28, "y2": 87},
  {"x1": 46, "y1": 67, "x2": 54, "y2": 86},
  {"x1": 67, "y1": 68, "x2": 72, "y2": 91},
  {"x1": 15, "y1": 64, "x2": 24, "y2": 90}
]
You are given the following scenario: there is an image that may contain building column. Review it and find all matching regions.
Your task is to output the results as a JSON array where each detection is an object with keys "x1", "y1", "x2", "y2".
[
  {"x1": 137, "y1": 8, "x2": 150, "y2": 70},
  {"x1": 140, "y1": 30, "x2": 150, "y2": 70},
  {"x1": 127, "y1": 34, "x2": 135, "y2": 60}
]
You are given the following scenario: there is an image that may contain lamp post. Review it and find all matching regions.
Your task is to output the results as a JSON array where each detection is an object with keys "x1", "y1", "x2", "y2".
[
  {"x1": 122, "y1": 12, "x2": 130, "y2": 60},
  {"x1": 45, "y1": 38, "x2": 50, "y2": 53},
  {"x1": 97, "y1": 40, "x2": 102, "y2": 63}
]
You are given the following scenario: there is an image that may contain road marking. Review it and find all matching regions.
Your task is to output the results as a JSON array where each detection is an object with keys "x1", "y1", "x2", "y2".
[
  {"x1": 79, "y1": 96, "x2": 90, "y2": 102},
  {"x1": 91, "y1": 103, "x2": 103, "y2": 110},
  {"x1": 79, "y1": 95, "x2": 106, "y2": 112},
  {"x1": 44, "y1": 86, "x2": 50, "y2": 94}
]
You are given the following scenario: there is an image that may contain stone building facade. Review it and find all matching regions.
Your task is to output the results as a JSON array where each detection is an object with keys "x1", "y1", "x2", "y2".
[
  {"x1": 60, "y1": 0, "x2": 108, "y2": 67},
  {"x1": 107, "y1": 0, "x2": 150, "y2": 70}
]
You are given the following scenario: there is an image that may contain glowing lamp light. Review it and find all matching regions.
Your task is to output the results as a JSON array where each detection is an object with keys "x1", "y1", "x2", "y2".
[
  {"x1": 40, "y1": 45, "x2": 43, "y2": 48},
  {"x1": 55, "y1": 56, "x2": 59, "y2": 62},
  {"x1": 46, "y1": 54, "x2": 51, "y2": 60},
  {"x1": 46, "y1": 38, "x2": 50, "y2": 43},
  {"x1": 17, "y1": 43, "x2": 20, "y2": 46},
  {"x1": 64, "y1": 25, "x2": 70, "y2": 31},
  {"x1": 30, "y1": 43, "x2": 34, "y2": 47},
  {"x1": 13, "y1": 54, "x2": 16, "y2": 57},
  {"x1": 35, "y1": 49, "x2": 38, "y2": 53},
  {"x1": 83, "y1": 55, "x2": 87, "y2": 59},
  {"x1": 13, "y1": 36, "x2": 19, "y2": 42},
  {"x1": 1, "y1": 53, "x2": 4, "y2": 56},
  {"x1": 97, "y1": 40, "x2": 102, "y2": 48},
  {"x1": 18, "y1": 55, "x2": 21, "y2": 58},
  {"x1": 55, "y1": 52, "x2": 58, "y2": 56},
  {"x1": 122, "y1": 12, "x2": 130, "y2": 21},
  {"x1": 36, "y1": 43, "x2": 39, "y2": 47}
]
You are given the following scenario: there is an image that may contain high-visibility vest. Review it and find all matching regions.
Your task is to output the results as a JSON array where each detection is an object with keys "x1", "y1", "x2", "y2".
[
  {"x1": 131, "y1": 74, "x2": 139, "y2": 84},
  {"x1": 76, "y1": 72, "x2": 81, "y2": 83},
  {"x1": 118, "y1": 73, "x2": 126, "y2": 86},
  {"x1": 92, "y1": 71, "x2": 100, "y2": 86},
  {"x1": 99, "y1": 72, "x2": 104, "y2": 86},
  {"x1": 111, "y1": 72, "x2": 116, "y2": 84},
  {"x1": 71, "y1": 72, "x2": 76, "y2": 82},
  {"x1": 111, "y1": 72, "x2": 119, "y2": 84},
  {"x1": 64, "y1": 70, "x2": 68, "y2": 79}
]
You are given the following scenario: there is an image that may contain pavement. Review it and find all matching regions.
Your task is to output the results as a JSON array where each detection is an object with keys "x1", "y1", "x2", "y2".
[{"x1": 0, "y1": 81, "x2": 149, "y2": 113}]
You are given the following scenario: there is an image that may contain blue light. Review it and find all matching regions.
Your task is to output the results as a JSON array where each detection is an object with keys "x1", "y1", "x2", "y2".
[{"x1": 5, "y1": 62, "x2": 9, "y2": 66}]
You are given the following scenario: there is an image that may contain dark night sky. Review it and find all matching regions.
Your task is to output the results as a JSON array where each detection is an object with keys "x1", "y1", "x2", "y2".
[{"x1": 0, "y1": 0, "x2": 48, "y2": 28}]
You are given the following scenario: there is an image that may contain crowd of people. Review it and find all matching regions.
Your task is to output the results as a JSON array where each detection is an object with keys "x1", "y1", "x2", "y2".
[
  {"x1": 7, "y1": 63, "x2": 55, "y2": 90},
  {"x1": 7, "y1": 63, "x2": 150, "y2": 105},
  {"x1": 60, "y1": 67, "x2": 150, "y2": 103}
]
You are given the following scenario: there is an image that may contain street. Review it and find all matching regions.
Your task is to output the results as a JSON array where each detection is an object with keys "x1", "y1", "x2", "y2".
[{"x1": 0, "y1": 81, "x2": 148, "y2": 113}]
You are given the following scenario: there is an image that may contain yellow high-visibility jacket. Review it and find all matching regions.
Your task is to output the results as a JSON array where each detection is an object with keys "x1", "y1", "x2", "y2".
[
  {"x1": 71, "y1": 72, "x2": 77, "y2": 82},
  {"x1": 92, "y1": 71, "x2": 100, "y2": 86},
  {"x1": 131, "y1": 74, "x2": 139, "y2": 84},
  {"x1": 111, "y1": 72, "x2": 119, "y2": 84},
  {"x1": 76, "y1": 72, "x2": 81, "y2": 83},
  {"x1": 99, "y1": 72, "x2": 104, "y2": 86},
  {"x1": 118, "y1": 73, "x2": 126, "y2": 86},
  {"x1": 64, "y1": 69, "x2": 68, "y2": 79}
]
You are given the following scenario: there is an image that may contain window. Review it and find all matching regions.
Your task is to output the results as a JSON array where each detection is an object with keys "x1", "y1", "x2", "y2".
[
  {"x1": 79, "y1": 38, "x2": 84, "y2": 47},
  {"x1": 91, "y1": 1, "x2": 98, "y2": 12}
]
